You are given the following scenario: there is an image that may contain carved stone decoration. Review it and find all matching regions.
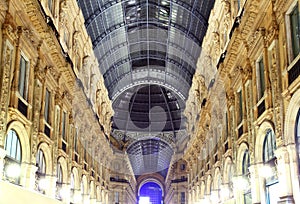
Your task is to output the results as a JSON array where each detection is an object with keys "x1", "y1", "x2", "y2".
[
  {"x1": 2, "y1": 17, "x2": 17, "y2": 41},
  {"x1": 0, "y1": 42, "x2": 14, "y2": 146},
  {"x1": 269, "y1": 43, "x2": 283, "y2": 146},
  {"x1": 212, "y1": 31, "x2": 220, "y2": 61},
  {"x1": 72, "y1": 31, "x2": 81, "y2": 53},
  {"x1": 222, "y1": 0, "x2": 231, "y2": 26},
  {"x1": 226, "y1": 88, "x2": 234, "y2": 107},
  {"x1": 30, "y1": 74, "x2": 43, "y2": 163},
  {"x1": 0, "y1": 1, "x2": 8, "y2": 24},
  {"x1": 59, "y1": 0, "x2": 68, "y2": 26},
  {"x1": 194, "y1": 73, "x2": 208, "y2": 107}
]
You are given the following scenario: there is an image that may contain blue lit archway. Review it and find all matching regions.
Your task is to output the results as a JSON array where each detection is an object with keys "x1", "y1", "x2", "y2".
[{"x1": 138, "y1": 180, "x2": 163, "y2": 204}]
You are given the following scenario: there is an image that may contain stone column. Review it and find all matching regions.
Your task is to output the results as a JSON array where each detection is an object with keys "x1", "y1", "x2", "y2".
[
  {"x1": 45, "y1": 175, "x2": 57, "y2": 198},
  {"x1": 83, "y1": 193, "x2": 90, "y2": 204},
  {"x1": 0, "y1": 31, "x2": 15, "y2": 147},
  {"x1": 21, "y1": 163, "x2": 37, "y2": 190},
  {"x1": 275, "y1": 146, "x2": 295, "y2": 203},
  {"x1": 90, "y1": 198, "x2": 97, "y2": 204},
  {"x1": 249, "y1": 164, "x2": 261, "y2": 204},
  {"x1": 61, "y1": 183, "x2": 71, "y2": 204},
  {"x1": 0, "y1": 148, "x2": 6, "y2": 180},
  {"x1": 256, "y1": 163, "x2": 267, "y2": 204},
  {"x1": 73, "y1": 189, "x2": 82, "y2": 204},
  {"x1": 286, "y1": 144, "x2": 300, "y2": 203}
]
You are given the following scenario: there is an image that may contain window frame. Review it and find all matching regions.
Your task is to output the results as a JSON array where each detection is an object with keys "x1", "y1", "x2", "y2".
[
  {"x1": 36, "y1": 149, "x2": 46, "y2": 174},
  {"x1": 242, "y1": 150, "x2": 250, "y2": 176},
  {"x1": 61, "y1": 111, "x2": 67, "y2": 141},
  {"x1": 115, "y1": 191, "x2": 119, "y2": 203},
  {"x1": 57, "y1": 162, "x2": 63, "y2": 184},
  {"x1": 18, "y1": 54, "x2": 30, "y2": 101},
  {"x1": 286, "y1": 1, "x2": 300, "y2": 64},
  {"x1": 5, "y1": 129, "x2": 22, "y2": 163},
  {"x1": 180, "y1": 191, "x2": 185, "y2": 203},
  {"x1": 237, "y1": 89, "x2": 243, "y2": 124},
  {"x1": 44, "y1": 88, "x2": 51, "y2": 124},
  {"x1": 256, "y1": 56, "x2": 265, "y2": 100},
  {"x1": 295, "y1": 108, "x2": 300, "y2": 174},
  {"x1": 74, "y1": 127, "x2": 78, "y2": 153},
  {"x1": 263, "y1": 129, "x2": 277, "y2": 163}
]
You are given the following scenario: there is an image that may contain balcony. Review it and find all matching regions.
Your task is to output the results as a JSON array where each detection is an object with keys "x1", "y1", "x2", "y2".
[
  {"x1": 171, "y1": 177, "x2": 187, "y2": 184},
  {"x1": 288, "y1": 57, "x2": 300, "y2": 85}
]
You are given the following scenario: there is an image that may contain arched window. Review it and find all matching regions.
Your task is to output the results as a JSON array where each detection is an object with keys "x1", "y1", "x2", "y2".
[
  {"x1": 56, "y1": 162, "x2": 63, "y2": 200},
  {"x1": 5, "y1": 129, "x2": 22, "y2": 162},
  {"x1": 36, "y1": 149, "x2": 46, "y2": 174},
  {"x1": 57, "y1": 163, "x2": 63, "y2": 184},
  {"x1": 4, "y1": 129, "x2": 22, "y2": 184},
  {"x1": 70, "y1": 173, "x2": 75, "y2": 190},
  {"x1": 242, "y1": 150, "x2": 250, "y2": 176},
  {"x1": 295, "y1": 109, "x2": 300, "y2": 172},
  {"x1": 263, "y1": 129, "x2": 276, "y2": 163},
  {"x1": 36, "y1": 149, "x2": 46, "y2": 194},
  {"x1": 242, "y1": 150, "x2": 252, "y2": 204},
  {"x1": 70, "y1": 172, "x2": 75, "y2": 202}
]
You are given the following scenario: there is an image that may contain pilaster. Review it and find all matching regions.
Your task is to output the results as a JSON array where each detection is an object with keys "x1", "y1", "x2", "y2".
[
  {"x1": 83, "y1": 193, "x2": 90, "y2": 204},
  {"x1": 0, "y1": 148, "x2": 6, "y2": 180},
  {"x1": 249, "y1": 164, "x2": 261, "y2": 204},
  {"x1": 275, "y1": 146, "x2": 295, "y2": 203},
  {"x1": 0, "y1": 31, "x2": 15, "y2": 147},
  {"x1": 286, "y1": 144, "x2": 300, "y2": 204},
  {"x1": 21, "y1": 163, "x2": 37, "y2": 190},
  {"x1": 61, "y1": 183, "x2": 71, "y2": 204}
]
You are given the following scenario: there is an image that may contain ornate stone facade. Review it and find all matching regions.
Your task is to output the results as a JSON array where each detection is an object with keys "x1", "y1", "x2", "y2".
[
  {"x1": 1, "y1": 0, "x2": 300, "y2": 204},
  {"x1": 0, "y1": 0, "x2": 135, "y2": 203},
  {"x1": 179, "y1": 0, "x2": 300, "y2": 203}
]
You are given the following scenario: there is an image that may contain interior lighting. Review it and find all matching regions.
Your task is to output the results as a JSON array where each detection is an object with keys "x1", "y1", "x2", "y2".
[
  {"x1": 74, "y1": 193, "x2": 82, "y2": 203},
  {"x1": 232, "y1": 176, "x2": 249, "y2": 191},
  {"x1": 59, "y1": 187, "x2": 69, "y2": 199},
  {"x1": 220, "y1": 185, "x2": 230, "y2": 200},
  {"x1": 38, "y1": 178, "x2": 49, "y2": 190},
  {"x1": 259, "y1": 165, "x2": 273, "y2": 178},
  {"x1": 6, "y1": 164, "x2": 21, "y2": 178},
  {"x1": 139, "y1": 196, "x2": 150, "y2": 204}
]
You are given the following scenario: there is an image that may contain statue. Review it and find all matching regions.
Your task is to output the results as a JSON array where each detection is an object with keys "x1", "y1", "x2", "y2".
[{"x1": 194, "y1": 74, "x2": 207, "y2": 106}]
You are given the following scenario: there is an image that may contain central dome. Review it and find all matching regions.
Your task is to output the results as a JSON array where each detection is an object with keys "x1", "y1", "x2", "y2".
[{"x1": 112, "y1": 84, "x2": 185, "y2": 133}]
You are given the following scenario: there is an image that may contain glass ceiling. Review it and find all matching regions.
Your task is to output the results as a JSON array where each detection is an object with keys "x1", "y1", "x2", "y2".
[{"x1": 77, "y1": 0, "x2": 215, "y2": 176}]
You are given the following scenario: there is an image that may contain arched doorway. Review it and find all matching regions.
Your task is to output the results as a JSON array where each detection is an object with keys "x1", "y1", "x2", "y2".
[{"x1": 138, "y1": 181, "x2": 163, "y2": 204}]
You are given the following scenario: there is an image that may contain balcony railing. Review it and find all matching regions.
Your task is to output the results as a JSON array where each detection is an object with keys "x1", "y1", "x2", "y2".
[
  {"x1": 18, "y1": 98, "x2": 28, "y2": 117},
  {"x1": 44, "y1": 124, "x2": 51, "y2": 137},
  {"x1": 110, "y1": 177, "x2": 129, "y2": 183},
  {"x1": 257, "y1": 100, "x2": 266, "y2": 117},
  {"x1": 288, "y1": 57, "x2": 300, "y2": 85},
  {"x1": 171, "y1": 177, "x2": 187, "y2": 183}
]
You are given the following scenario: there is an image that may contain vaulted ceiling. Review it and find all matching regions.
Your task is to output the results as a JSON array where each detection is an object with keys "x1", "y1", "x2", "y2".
[{"x1": 77, "y1": 0, "x2": 215, "y2": 177}]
